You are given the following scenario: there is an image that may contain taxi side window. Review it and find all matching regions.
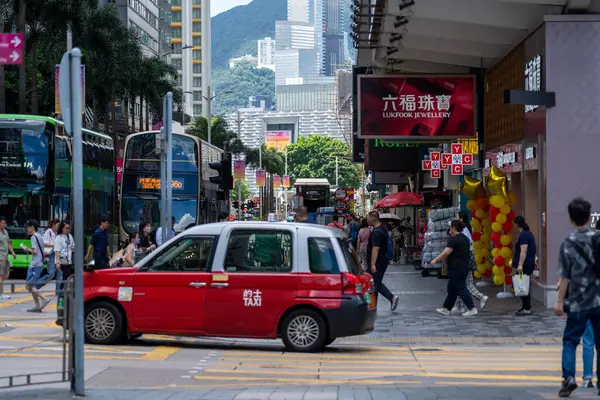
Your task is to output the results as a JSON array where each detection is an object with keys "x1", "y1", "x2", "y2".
[
  {"x1": 308, "y1": 238, "x2": 340, "y2": 274},
  {"x1": 146, "y1": 236, "x2": 214, "y2": 272},
  {"x1": 225, "y1": 230, "x2": 292, "y2": 273}
]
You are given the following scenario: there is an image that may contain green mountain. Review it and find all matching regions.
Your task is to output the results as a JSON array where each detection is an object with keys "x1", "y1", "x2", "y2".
[{"x1": 211, "y1": 0, "x2": 286, "y2": 70}]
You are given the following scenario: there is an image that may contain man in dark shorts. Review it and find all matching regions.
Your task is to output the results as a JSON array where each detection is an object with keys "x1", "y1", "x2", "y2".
[{"x1": 367, "y1": 211, "x2": 399, "y2": 311}]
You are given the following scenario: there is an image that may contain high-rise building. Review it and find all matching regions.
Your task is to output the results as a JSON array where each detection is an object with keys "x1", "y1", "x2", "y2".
[
  {"x1": 258, "y1": 37, "x2": 276, "y2": 70},
  {"x1": 275, "y1": 49, "x2": 319, "y2": 86},
  {"x1": 170, "y1": 0, "x2": 202, "y2": 118}
]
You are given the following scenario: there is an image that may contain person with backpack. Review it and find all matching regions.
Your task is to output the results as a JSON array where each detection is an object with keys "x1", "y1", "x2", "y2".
[
  {"x1": 431, "y1": 219, "x2": 478, "y2": 317},
  {"x1": 513, "y1": 216, "x2": 537, "y2": 316},
  {"x1": 556, "y1": 198, "x2": 600, "y2": 397},
  {"x1": 366, "y1": 211, "x2": 399, "y2": 312}
]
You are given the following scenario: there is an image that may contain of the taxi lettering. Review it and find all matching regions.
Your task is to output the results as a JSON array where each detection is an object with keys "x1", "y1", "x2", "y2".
[{"x1": 243, "y1": 289, "x2": 262, "y2": 307}]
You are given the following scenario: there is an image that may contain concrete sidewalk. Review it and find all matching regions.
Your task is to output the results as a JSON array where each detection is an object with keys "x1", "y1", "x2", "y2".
[
  {"x1": 0, "y1": 385, "x2": 579, "y2": 400},
  {"x1": 364, "y1": 263, "x2": 563, "y2": 342}
]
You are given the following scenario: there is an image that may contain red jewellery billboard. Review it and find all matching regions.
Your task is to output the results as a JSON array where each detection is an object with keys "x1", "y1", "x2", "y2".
[{"x1": 357, "y1": 75, "x2": 476, "y2": 140}]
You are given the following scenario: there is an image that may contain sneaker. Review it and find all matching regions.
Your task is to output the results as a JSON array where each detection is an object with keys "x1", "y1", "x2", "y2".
[
  {"x1": 390, "y1": 295, "x2": 399, "y2": 312},
  {"x1": 39, "y1": 298, "x2": 51, "y2": 311},
  {"x1": 26, "y1": 307, "x2": 42, "y2": 313},
  {"x1": 436, "y1": 307, "x2": 451, "y2": 316},
  {"x1": 1, "y1": 294, "x2": 11, "y2": 300},
  {"x1": 558, "y1": 376, "x2": 577, "y2": 397},
  {"x1": 479, "y1": 295, "x2": 488, "y2": 310},
  {"x1": 462, "y1": 308, "x2": 479, "y2": 317},
  {"x1": 516, "y1": 309, "x2": 532, "y2": 316},
  {"x1": 581, "y1": 378, "x2": 593, "y2": 388}
]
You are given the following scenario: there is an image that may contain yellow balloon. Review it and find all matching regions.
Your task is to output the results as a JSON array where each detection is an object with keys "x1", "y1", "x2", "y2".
[
  {"x1": 500, "y1": 204, "x2": 511, "y2": 215},
  {"x1": 486, "y1": 165, "x2": 509, "y2": 198},
  {"x1": 496, "y1": 213, "x2": 507, "y2": 225},
  {"x1": 473, "y1": 241, "x2": 483, "y2": 251},
  {"x1": 492, "y1": 266, "x2": 502, "y2": 275},
  {"x1": 504, "y1": 258, "x2": 512, "y2": 267},
  {"x1": 490, "y1": 195, "x2": 505, "y2": 209},
  {"x1": 493, "y1": 274, "x2": 504, "y2": 285},
  {"x1": 466, "y1": 200, "x2": 476, "y2": 211},
  {"x1": 492, "y1": 222, "x2": 502, "y2": 232},
  {"x1": 500, "y1": 235, "x2": 511, "y2": 246},
  {"x1": 508, "y1": 192, "x2": 518, "y2": 205},
  {"x1": 470, "y1": 219, "x2": 481, "y2": 231},
  {"x1": 507, "y1": 233, "x2": 513, "y2": 242},
  {"x1": 474, "y1": 271, "x2": 482, "y2": 279},
  {"x1": 475, "y1": 209, "x2": 485, "y2": 219},
  {"x1": 461, "y1": 176, "x2": 487, "y2": 199},
  {"x1": 481, "y1": 233, "x2": 489, "y2": 243},
  {"x1": 480, "y1": 248, "x2": 490, "y2": 259},
  {"x1": 482, "y1": 228, "x2": 491, "y2": 236},
  {"x1": 491, "y1": 248, "x2": 499, "y2": 257},
  {"x1": 482, "y1": 219, "x2": 492, "y2": 227},
  {"x1": 483, "y1": 261, "x2": 492, "y2": 270},
  {"x1": 477, "y1": 265, "x2": 486, "y2": 274},
  {"x1": 500, "y1": 247, "x2": 511, "y2": 259}
]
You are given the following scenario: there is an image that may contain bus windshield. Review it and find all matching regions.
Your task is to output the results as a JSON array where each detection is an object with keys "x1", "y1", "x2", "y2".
[
  {"x1": 124, "y1": 133, "x2": 198, "y2": 173},
  {"x1": 120, "y1": 196, "x2": 198, "y2": 235},
  {"x1": 0, "y1": 119, "x2": 49, "y2": 182}
]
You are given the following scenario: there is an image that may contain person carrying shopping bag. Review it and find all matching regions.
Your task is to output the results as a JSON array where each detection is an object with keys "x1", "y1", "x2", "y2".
[{"x1": 513, "y1": 216, "x2": 537, "y2": 316}]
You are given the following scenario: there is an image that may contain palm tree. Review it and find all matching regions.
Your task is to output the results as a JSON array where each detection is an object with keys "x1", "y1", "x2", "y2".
[
  {"x1": 186, "y1": 116, "x2": 245, "y2": 152},
  {"x1": 245, "y1": 145, "x2": 285, "y2": 176},
  {"x1": 140, "y1": 56, "x2": 182, "y2": 129}
]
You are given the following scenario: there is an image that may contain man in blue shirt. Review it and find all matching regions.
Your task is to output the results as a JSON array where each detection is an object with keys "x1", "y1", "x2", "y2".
[{"x1": 85, "y1": 216, "x2": 111, "y2": 270}]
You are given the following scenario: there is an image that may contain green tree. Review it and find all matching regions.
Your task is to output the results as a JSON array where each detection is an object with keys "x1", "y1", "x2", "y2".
[
  {"x1": 244, "y1": 145, "x2": 284, "y2": 176},
  {"x1": 186, "y1": 115, "x2": 245, "y2": 153},
  {"x1": 231, "y1": 179, "x2": 250, "y2": 202},
  {"x1": 287, "y1": 135, "x2": 361, "y2": 188},
  {"x1": 213, "y1": 61, "x2": 275, "y2": 114}
]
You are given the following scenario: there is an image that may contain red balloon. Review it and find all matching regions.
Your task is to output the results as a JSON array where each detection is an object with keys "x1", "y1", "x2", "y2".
[
  {"x1": 507, "y1": 243, "x2": 513, "y2": 249},
  {"x1": 504, "y1": 266, "x2": 512, "y2": 274},
  {"x1": 490, "y1": 232, "x2": 501, "y2": 244},
  {"x1": 483, "y1": 269, "x2": 492, "y2": 277},
  {"x1": 505, "y1": 275, "x2": 513, "y2": 285},
  {"x1": 471, "y1": 211, "x2": 477, "y2": 220},
  {"x1": 507, "y1": 211, "x2": 516, "y2": 221},
  {"x1": 502, "y1": 221, "x2": 514, "y2": 232},
  {"x1": 472, "y1": 232, "x2": 481, "y2": 241},
  {"x1": 493, "y1": 255, "x2": 505, "y2": 266},
  {"x1": 484, "y1": 204, "x2": 490, "y2": 212}
]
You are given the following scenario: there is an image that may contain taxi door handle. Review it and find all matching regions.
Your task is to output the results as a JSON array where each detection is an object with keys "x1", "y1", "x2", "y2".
[
  {"x1": 189, "y1": 282, "x2": 207, "y2": 288},
  {"x1": 211, "y1": 283, "x2": 229, "y2": 288}
]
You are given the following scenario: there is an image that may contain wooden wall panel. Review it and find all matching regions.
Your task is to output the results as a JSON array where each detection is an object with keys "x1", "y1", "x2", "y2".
[{"x1": 484, "y1": 44, "x2": 525, "y2": 150}]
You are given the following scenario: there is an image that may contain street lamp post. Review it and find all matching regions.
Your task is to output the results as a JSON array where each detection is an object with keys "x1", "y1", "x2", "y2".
[
  {"x1": 202, "y1": 90, "x2": 232, "y2": 144},
  {"x1": 161, "y1": 44, "x2": 193, "y2": 58}
]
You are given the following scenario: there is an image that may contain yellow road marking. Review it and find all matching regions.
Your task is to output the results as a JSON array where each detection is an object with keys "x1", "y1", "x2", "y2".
[
  {"x1": 202, "y1": 368, "x2": 562, "y2": 382},
  {"x1": 139, "y1": 346, "x2": 181, "y2": 361},
  {"x1": 0, "y1": 353, "x2": 149, "y2": 360},
  {"x1": 3, "y1": 321, "x2": 60, "y2": 329},
  {"x1": 0, "y1": 296, "x2": 35, "y2": 309}
]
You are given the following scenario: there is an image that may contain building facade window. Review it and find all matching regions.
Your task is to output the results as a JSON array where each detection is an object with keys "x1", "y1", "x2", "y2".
[
  {"x1": 193, "y1": 105, "x2": 202, "y2": 115},
  {"x1": 192, "y1": 22, "x2": 201, "y2": 32},
  {"x1": 192, "y1": 50, "x2": 201, "y2": 60},
  {"x1": 193, "y1": 64, "x2": 202, "y2": 73},
  {"x1": 193, "y1": 77, "x2": 202, "y2": 87},
  {"x1": 192, "y1": 0, "x2": 201, "y2": 4},
  {"x1": 193, "y1": 91, "x2": 202, "y2": 101},
  {"x1": 192, "y1": 9, "x2": 201, "y2": 18},
  {"x1": 172, "y1": 43, "x2": 182, "y2": 54},
  {"x1": 192, "y1": 36, "x2": 201, "y2": 46},
  {"x1": 172, "y1": 11, "x2": 182, "y2": 22},
  {"x1": 172, "y1": 27, "x2": 181, "y2": 38},
  {"x1": 171, "y1": 58, "x2": 182, "y2": 69},
  {"x1": 128, "y1": 0, "x2": 158, "y2": 27}
]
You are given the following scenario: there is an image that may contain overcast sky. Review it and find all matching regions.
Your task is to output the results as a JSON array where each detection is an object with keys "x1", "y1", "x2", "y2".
[{"x1": 211, "y1": 0, "x2": 253, "y2": 17}]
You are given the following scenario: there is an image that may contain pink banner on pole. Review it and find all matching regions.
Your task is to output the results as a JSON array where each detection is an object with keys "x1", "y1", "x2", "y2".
[
  {"x1": 256, "y1": 169, "x2": 266, "y2": 187},
  {"x1": 282, "y1": 175, "x2": 290, "y2": 188},
  {"x1": 234, "y1": 160, "x2": 246, "y2": 180},
  {"x1": 273, "y1": 175, "x2": 281, "y2": 189}
]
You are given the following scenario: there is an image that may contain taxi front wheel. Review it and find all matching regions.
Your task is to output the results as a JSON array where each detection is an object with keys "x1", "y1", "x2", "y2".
[
  {"x1": 84, "y1": 301, "x2": 125, "y2": 345},
  {"x1": 281, "y1": 309, "x2": 327, "y2": 353}
]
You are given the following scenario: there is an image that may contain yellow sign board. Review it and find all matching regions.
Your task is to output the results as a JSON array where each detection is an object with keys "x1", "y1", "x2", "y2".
[{"x1": 137, "y1": 177, "x2": 184, "y2": 190}]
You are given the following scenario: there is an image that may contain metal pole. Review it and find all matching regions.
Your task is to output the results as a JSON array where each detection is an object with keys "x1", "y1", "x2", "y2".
[
  {"x1": 165, "y1": 92, "x2": 173, "y2": 237},
  {"x1": 238, "y1": 180, "x2": 242, "y2": 221},
  {"x1": 201, "y1": 0, "x2": 211, "y2": 118},
  {"x1": 206, "y1": 87, "x2": 212, "y2": 144},
  {"x1": 284, "y1": 148, "x2": 288, "y2": 220},
  {"x1": 67, "y1": 29, "x2": 73, "y2": 51},
  {"x1": 70, "y1": 48, "x2": 85, "y2": 397},
  {"x1": 160, "y1": 105, "x2": 167, "y2": 244},
  {"x1": 335, "y1": 156, "x2": 339, "y2": 187}
]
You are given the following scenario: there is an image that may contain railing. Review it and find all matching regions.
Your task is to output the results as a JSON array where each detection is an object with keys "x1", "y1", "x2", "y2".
[{"x1": 0, "y1": 281, "x2": 73, "y2": 389}]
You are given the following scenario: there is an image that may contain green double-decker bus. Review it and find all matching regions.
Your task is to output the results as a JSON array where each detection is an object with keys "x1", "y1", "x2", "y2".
[{"x1": 0, "y1": 114, "x2": 114, "y2": 273}]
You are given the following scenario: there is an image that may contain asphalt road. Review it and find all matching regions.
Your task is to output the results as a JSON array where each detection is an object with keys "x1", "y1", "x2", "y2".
[{"x1": 0, "y1": 267, "x2": 577, "y2": 399}]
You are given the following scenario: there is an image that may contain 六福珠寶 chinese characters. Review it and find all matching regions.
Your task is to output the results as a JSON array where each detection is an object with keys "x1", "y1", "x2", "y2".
[{"x1": 382, "y1": 94, "x2": 452, "y2": 119}]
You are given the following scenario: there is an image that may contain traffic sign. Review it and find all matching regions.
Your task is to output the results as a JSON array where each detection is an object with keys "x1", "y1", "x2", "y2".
[{"x1": 0, "y1": 34, "x2": 24, "y2": 65}]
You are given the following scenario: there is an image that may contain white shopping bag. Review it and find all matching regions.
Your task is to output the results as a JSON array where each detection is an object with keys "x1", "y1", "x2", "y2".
[{"x1": 513, "y1": 272, "x2": 530, "y2": 297}]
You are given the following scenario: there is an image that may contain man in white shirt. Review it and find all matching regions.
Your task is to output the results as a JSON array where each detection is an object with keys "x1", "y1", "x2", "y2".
[{"x1": 155, "y1": 217, "x2": 176, "y2": 247}]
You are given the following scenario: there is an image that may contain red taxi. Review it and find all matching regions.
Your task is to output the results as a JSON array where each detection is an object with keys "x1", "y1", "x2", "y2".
[{"x1": 83, "y1": 222, "x2": 376, "y2": 352}]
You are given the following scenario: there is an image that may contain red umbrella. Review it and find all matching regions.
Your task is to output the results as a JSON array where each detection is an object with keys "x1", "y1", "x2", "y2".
[{"x1": 375, "y1": 192, "x2": 423, "y2": 208}]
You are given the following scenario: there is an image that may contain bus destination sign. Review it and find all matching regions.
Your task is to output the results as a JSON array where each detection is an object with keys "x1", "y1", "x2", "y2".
[{"x1": 138, "y1": 177, "x2": 184, "y2": 190}]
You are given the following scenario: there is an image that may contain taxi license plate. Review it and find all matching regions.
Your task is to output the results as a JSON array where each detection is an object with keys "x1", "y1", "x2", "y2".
[{"x1": 365, "y1": 293, "x2": 372, "y2": 305}]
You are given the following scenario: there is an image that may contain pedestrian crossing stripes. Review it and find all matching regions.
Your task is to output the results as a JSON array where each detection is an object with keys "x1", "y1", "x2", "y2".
[{"x1": 193, "y1": 344, "x2": 577, "y2": 388}]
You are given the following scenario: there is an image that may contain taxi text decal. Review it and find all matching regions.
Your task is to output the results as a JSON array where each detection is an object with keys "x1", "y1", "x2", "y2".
[{"x1": 243, "y1": 290, "x2": 262, "y2": 307}]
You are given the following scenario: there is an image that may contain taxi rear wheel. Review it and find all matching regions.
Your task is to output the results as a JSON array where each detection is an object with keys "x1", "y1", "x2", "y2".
[
  {"x1": 281, "y1": 309, "x2": 326, "y2": 353},
  {"x1": 84, "y1": 301, "x2": 125, "y2": 345}
]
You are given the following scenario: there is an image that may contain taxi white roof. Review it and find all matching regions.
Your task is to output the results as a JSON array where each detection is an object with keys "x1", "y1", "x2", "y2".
[{"x1": 184, "y1": 222, "x2": 345, "y2": 238}]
